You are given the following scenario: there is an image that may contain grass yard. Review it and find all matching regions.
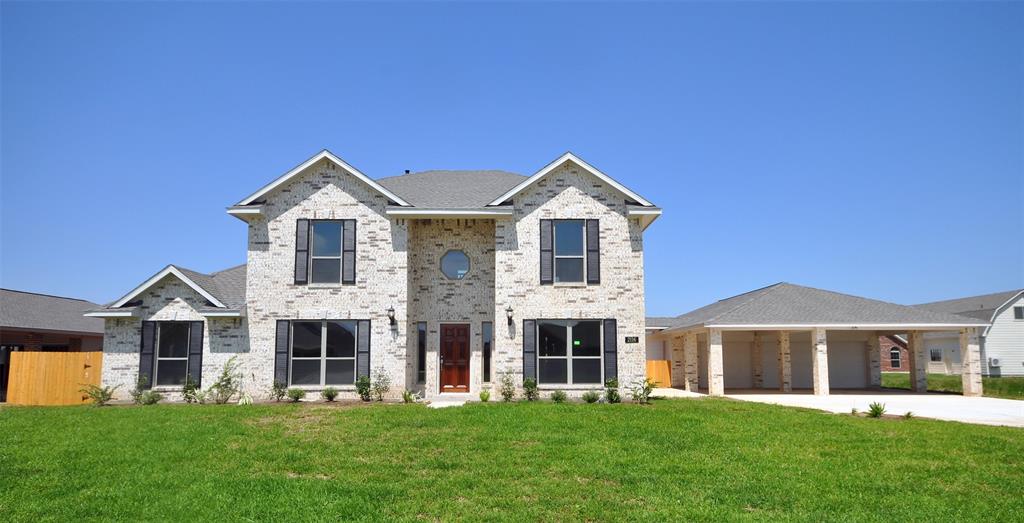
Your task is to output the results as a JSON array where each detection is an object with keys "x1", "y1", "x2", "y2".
[
  {"x1": 882, "y1": 372, "x2": 1024, "y2": 400},
  {"x1": 1, "y1": 399, "x2": 1022, "y2": 521}
]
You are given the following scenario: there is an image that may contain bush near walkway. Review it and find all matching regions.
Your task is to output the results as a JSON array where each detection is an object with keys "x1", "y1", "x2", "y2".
[{"x1": 882, "y1": 372, "x2": 1024, "y2": 400}]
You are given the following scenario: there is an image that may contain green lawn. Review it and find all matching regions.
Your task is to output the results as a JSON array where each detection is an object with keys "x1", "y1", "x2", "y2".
[
  {"x1": 1, "y1": 400, "x2": 1022, "y2": 521},
  {"x1": 881, "y1": 372, "x2": 1024, "y2": 400}
]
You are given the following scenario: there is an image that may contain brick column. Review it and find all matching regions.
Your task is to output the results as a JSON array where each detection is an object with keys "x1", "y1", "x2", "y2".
[
  {"x1": 707, "y1": 328, "x2": 724, "y2": 396},
  {"x1": 866, "y1": 334, "x2": 881, "y2": 389},
  {"x1": 751, "y1": 332, "x2": 763, "y2": 389},
  {"x1": 669, "y1": 336, "x2": 686, "y2": 388},
  {"x1": 960, "y1": 328, "x2": 983, "y2": 397},
  {"x1": 908, "y1": 331, "x2": 927, "y2": 392},
  {"x1": 683, "y1": 331, "x2": 698, "y2": 392},
  {"x1": 777, "y1": 331, "x2": 791, "y2": 392},
  {"x1": 811, "y1": 327, "x2": 829, "y2": 396}
]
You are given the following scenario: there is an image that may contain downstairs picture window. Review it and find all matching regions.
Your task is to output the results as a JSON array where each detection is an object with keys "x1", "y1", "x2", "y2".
[
  {"x1": 537, "y1": 320, "x2": 602, "y2": 385},
  {"x1": 290, "y1": 320, "x2": 357, "y2": 386},
  {"x1": 156, "y1": 322, "x2": 191, "y2": 386}
]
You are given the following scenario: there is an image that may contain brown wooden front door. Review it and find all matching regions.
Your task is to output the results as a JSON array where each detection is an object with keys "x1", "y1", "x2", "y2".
[{"x1": 440, "y1": 324, "x2": 470, "y2": 393}]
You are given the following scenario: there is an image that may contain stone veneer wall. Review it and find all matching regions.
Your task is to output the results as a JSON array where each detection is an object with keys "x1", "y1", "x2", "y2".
[
  {"x1": 406, "y1": 219, "x2": 496, "y2": 396},
  {"x1": 493, "y1": 161, "x2": 647, "y2": 394},
  {"x1": 100, "y1": 275, "x2": 247, "y2": 401},
  {"x1": 245, "y1": 158, "x2": 408, "y2": 400}
]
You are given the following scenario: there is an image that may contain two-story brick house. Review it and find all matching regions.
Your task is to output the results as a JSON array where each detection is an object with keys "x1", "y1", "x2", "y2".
[{"x1": 86, "y1": 150, "x2": 661, "y2": 400}]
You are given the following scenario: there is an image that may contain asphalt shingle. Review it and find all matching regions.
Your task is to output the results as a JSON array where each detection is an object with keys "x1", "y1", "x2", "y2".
[
  {"x1": 0, "y1": 289, "x2": 105, "y2": 334},
  {"x1": 376, "y1": 170, "x2": 527, "y2": 208}
]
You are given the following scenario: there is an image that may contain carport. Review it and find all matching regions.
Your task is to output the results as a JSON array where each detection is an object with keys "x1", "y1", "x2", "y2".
[{"x1": 647, "y1": 283, "x2": 990, "y2": 397}]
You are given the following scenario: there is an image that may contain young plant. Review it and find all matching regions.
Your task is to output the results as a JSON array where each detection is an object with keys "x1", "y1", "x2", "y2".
[
  {"x1": 237, "y1": 392, "x2": 253, "y2": 405},
  {"x1": 604, "y1": 378, "x2": 621, "y2": 404},
  {"x1": 130, "y1": 374, "x2": 148, "y2": 405},
  {"x1": 287, "y1": 388, "x2": 307, "y2": 403},
  {"x1": 371, "y1": 366, "x2": 391, "y2": 402},
  {"x1": 356, "y1": 375, "x2": 372, "y2": 401},
  {"x1": 270, "y1": 381, "x2": 287, "y2": 402},
  {"x1": 479, "y1": 389, "x2": 491, "y2": 403},
  {"x1": 851, "y1": 408, "x2": 859, "y2": 416},
  {"x1": 903, "y1": 411, "x2": 914, "y2": 420},
  {"x1": 402, "y1": 389, "x2": 418, "y2": 404},
  {"x1": 631, "y1": 378, "x2": 656, "y2": 404},
  {"x1": 80, "y1": 384, "x2": 118, "y2": 407},
  {"x1": 550, "y1": 390, "x2": 567, "y2": 403},
  {"x1": 581, "y1": 390, "x2": 600, "y2": 404},
  {"x1": 522, "y1": 378, "x2": 539, "y2": 401},
  {"x1": 182, "y1": 374, "x2": 200, "y2": 404},
  {"x1": 867, "y1": 402, "x2": 886, "y2": 418},
  {"x1": 139, "y1": 390, "x2": 163, "y2": 405},
  {"x1": 208, "y1": 356, "x2": 242, "y2": 404},
  {"x1": 321, "y1": 386, "x2": 339, "y2": 402},
  {"x1": 499, "y1": 373, "x2": 516, "y2": 402}
]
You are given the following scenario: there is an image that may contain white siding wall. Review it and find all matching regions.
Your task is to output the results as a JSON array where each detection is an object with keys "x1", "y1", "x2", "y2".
[{"x1": 985, "y1": 295, "x2": 1024, "y2": 376}]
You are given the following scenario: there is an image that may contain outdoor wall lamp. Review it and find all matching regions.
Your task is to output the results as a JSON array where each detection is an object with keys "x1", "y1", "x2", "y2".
[
  {"x1": 506, "y1": 306, "x2": 514, "y2": 326},
  {"x1": 387, "y1": 306, "x2": 396, "y2": 326}
]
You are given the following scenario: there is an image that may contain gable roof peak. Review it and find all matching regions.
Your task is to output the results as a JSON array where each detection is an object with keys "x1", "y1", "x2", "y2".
[{"x1": 487, "y1": 151, "x2": 656, "y2": 207}]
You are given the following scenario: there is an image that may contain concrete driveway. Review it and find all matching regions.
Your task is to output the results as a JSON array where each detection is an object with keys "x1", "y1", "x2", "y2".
[{"x1": 653, "y1": 388, "x2": 1024, "y2": 427}]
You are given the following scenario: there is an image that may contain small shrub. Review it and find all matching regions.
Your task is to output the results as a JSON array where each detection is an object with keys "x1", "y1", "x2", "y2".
[
  {"x1": 499, "y1": 373, "x2": 516, "y2": 402},
  {"x1": 209, "y1": 356, "x2": 242, "y2": 404},
  {"x1": 371, "y1": 367, "x2": 391, "y2": 402},
  {"x1": 237, "y1": 392, "x2": 253, "y2": 405},
  {"x1": 479, "y1": 389, "x2": 491, "y2": 402},
  {"x1": 139, "y1": 390, "x2": 162, "y2": 405},
  {"x1": 321, "y1": 387, "x2": 339, "y2": 402},
  {"x1": 631, "y1": 377, "x2": 656, "y2": 404},
  {"x1": 851, "y1": 408, "x2": 858, "y2": 415},
  {"x1": 130, "y1": 374, "x2": 148, "y2": 405},
  {"x1": 182, "y1": 374, "x2": 200, "y2": 404},
  {"x1": 582, "y1": 390, "x2": 600, "y2": 403},
  {"x1": 903, "y1": 411, "x2": 914, "y2": 420},
  {"x1": 604, "y1": 378, "x2": 621, "y2": 404},
  {"x1": 551, "y1": 390, "x2": 567, "y2": 403},
  {"x1": 192, "y1": 389, "x2": 208, "y2": 404},
  {"x1": 867, "y1": 402, "x2": 886, "y2": 418},
  {"x1": 287, "y1": 388, "x2": 306, "y2": 403},
  {"x1": 523, "y1": 378, "x2": 539, "y2": 401},
  {"x1": 402, "y1": 389, "x2": 418, "y2": 403},
  {"x1": 270, "y1": 381, "x2": 287, "y2": 402},
  {"x1": 80, "y1": 384, "x2": 118, "y2": 407},
  {"x1": 356, "y1": 375, "x2": 372, "y2": 401}
]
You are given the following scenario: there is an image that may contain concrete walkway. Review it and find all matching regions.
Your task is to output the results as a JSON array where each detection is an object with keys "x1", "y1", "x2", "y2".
[{"x1": 654, "y1": 388, "x2": 1024, "y2": 428}]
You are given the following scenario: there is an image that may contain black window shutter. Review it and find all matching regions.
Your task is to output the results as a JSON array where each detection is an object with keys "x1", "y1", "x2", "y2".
[
  {"x1": 342, "y1": 220, "x2": 356, "y2": 284},
  {"x1": 139, "y1": 321, "x2": 156, "y2": 389},
  {"x1": 274, "y1": 320, "x2": 290, "y2": 385},
  {"x1": 294, "y1": 219, "x2": 309, "y2": 285},
  {"x1": 539, "y1": 220, "x2": 553, "y2": 285},
  {"x1": 522, "y1": 319, "x2": 536, "y2": 382},
  {"x1": 586, "y1": 219, "x2": 600, "y2": 284},
  {"x1": 356, "y1": 319, "x2": 371, "y2": 378},
  {"x1": 187, "y1": 321, "x2": 204, "y2": 388},
  {"x1": 603, "y1": 319, "x2": 617, "y2": 382}
]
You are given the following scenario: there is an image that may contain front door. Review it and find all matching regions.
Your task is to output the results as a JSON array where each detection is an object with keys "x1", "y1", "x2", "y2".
[{"x1": 440, "y1": 324, "x2": 470, "y2": 393}]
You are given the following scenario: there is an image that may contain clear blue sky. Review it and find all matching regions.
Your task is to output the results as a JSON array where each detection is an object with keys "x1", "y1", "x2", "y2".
[{"x1": 2, "y1": 1, "x2": 1021, "y2": 315}]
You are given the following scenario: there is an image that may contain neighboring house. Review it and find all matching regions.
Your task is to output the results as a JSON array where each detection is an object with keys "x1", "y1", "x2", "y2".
[
  {"x1": 86, "y1": 150, "x2": 661, "y2": 400},
  {"x1": 0, "y1": 289, "x2": 105, "y2": 402},
  {"x1": 914, "y1": 290, "x2": 1024, "y2": 377},
  {"x1": 879, "y1": 335, "x2": 908, "y2": 372}
]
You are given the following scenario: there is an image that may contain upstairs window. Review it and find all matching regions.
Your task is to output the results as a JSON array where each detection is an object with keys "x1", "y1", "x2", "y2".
[
  {"x1": 554, "y1": 220, "x2": 585, "y2": 283},
  {"x1": 1014, "y1": 306, "x2": 1023, "y2": 320},
  {"x1": 310, "y1": 221, "x2": 343, "y2": 283},
  {"x1": 440, "y1": 250, "x2": 470, "y2": 280}
]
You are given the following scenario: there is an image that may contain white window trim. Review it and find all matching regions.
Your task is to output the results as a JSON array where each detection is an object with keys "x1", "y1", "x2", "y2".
[
  {"x1": 155, "y1": 322, "x2": 190, "y2": 387},
  {"x1": 289, "y1": 320, "x2": 357, "y2": 387},
  {"x1": 536, "y1": 320, "x2": 603, "y2": 386},
  {"x1": 309, "y1": 220, "x2": 345, "y2": 284},
  {"x1": 553, "y1": 219, "x2": 586, "y2": 284},
  {"x1": 889, "y1": 347, "x2": 901, "y2": 368}
]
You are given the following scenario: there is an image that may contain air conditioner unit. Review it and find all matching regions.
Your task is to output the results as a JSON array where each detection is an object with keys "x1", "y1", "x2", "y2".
[{"x1": 989, "y1": 357, "x2": 1001, "y2": 368}]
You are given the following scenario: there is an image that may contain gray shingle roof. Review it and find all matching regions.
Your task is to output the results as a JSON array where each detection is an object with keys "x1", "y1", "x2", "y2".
[
  {"x1": 1, "y1": 289, "x2": 105, "y2": 334},
  {"x1": 165, "y1": 264, "x2": 247, "y2": 310},
  {"x1": 914, "y1": 289, "x2": 1023, "y2": 323},
  {"x1": 376, "y1": 170, "x2": 527, "y2": 208},
  {"x1": 653, "y1": 283, "x2": 987, "y2": 331}
]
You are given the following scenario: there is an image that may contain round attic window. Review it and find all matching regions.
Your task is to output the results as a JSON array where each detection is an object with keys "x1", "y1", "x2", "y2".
[{"x1": 440, "y1": 250, "x2": 470, "y2": 280}]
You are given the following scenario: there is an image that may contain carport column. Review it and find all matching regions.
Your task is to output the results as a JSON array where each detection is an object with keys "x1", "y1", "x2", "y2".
[
  {"x1": 751, "y1": 332, "x2": 764, "y2": 389},
  {"x1": 707, "y1": 328, "x2": 724, "y2": 396},
  {"x1": 960, "y1": 328, "x2": 983, "y2": 397},
  {"x1": 683, "y1": 332, "x2": 699, "y2": 392},
  {"x1": 866, "y1": 333, "x2": 881, "y2": 389},
  {"x1": 669, "y1": 336, "x2": 686, "y2": 388},
  {"x1": 777, "y1": 331, "x2": 792, "y2": 392},
  {"x1": 811, "y1": 327, "x2": 830, "y2": 396},
  {"x1": 908, "y1": 331, "x2": 927, "y2": 392}
]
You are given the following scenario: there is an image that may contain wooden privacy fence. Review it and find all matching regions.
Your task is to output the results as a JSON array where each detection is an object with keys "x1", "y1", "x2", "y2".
[
  {"x1": 646, "y1": 359, "x2": 672, "y2": 388},
  {"x1": 6, "y1": 352, "x2": 103, "y2": 406}
]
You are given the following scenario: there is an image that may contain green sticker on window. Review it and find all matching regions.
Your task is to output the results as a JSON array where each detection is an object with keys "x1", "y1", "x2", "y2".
[{"x1": 573, "y1": 340, "x2": 581, "y2": 346}]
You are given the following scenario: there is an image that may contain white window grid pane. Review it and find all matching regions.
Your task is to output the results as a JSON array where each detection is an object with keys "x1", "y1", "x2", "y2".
[
  {"x1": 155, "y1": 322, "x2": 190, "y2": 386},
  {"x1": 309, "y1": 221, "x2": 344, "y2": 282},
  {"x1": 553, "y1": 220, "x2": 586, "y2": 282},
  {"x1": 290, "y1": 319, "x2": 358, "y2": 386},
  {"x1": 536, "y1": 320, "x2": 603, "y2": 385}
]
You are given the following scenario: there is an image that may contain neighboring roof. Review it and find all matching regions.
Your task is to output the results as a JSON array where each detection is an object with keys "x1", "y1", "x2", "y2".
[
  {"x1": 105, "y1": 264, "x2": 246, "y2": 310},
  {"x1": 488, "y1": 152, "x2": 655, "y2": 207},
  {"x1": 645, "y1": 316, "x2": 679, "y2": 329},
  {"x1": 0, "y1": 289, "x2": 105, "y2": 334},
  {"x1": 377, "y1": 170, "x2": 527, "y2": 208},
  {"x1": 234, "y1": 149, "x2": 411, "y2": 207},
  {"x1": 914, "y1": 289, "x2": 1024, "y2": 323},
  {"x1": 655, "y1": 283, "x2": 989, "y2": 332}
]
